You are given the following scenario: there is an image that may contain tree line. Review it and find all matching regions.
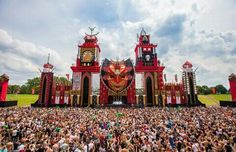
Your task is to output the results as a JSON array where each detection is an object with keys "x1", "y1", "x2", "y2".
[
  {"x1": 8, "y1": 77, "x2": 70, "y2": 94},
  {"x1": 196, "y1": 84, "x2": 228, "y2": 95}
]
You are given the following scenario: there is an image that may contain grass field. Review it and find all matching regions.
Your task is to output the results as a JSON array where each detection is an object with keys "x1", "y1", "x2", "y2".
[
  {"x1": 6, "y1": 94, "x2": 38, "y2": 107},
  {"x1": 5, "y1": 94, "x2": 232, "y2": 107},
  {"x1": 198, "y1": 94, "x2": 231, "y2": 106}
]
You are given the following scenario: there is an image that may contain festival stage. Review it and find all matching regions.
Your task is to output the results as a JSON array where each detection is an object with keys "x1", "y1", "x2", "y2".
[{"x1": 34, "y1": 28, "x2": 204, "y2": 108}]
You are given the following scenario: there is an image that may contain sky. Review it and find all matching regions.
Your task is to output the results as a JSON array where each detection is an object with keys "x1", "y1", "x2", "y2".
[{"x1": 0, "y1": 0, "x2": 235, "y2": 89}]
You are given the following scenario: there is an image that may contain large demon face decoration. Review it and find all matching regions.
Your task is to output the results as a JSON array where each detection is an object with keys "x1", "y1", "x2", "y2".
[{"x1": 101, "y1": 59, "x2": 134, "y2": 93}]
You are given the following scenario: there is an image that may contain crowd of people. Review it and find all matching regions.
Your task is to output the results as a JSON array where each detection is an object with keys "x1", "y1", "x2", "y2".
[{"x1": 0, "y1": 106, "x2": 235, "y2": 152}]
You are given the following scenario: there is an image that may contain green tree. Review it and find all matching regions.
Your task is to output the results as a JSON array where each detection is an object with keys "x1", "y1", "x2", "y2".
[
  {"x1": 54, "y1": 76, "x2": 71, "y2": 85},
  {"x1": 196, "y1": 85, "x2": 203, "y2": 94},
  {"x1": 26, "y1": 77, "x2": 40, "y2": 92},
  {"x1": 7, "y1": 85, "x2": 20, "y2": 94},
  {"x1": 22, "y1": 77, "x2": 41, "y2": 94},
  {"x1": 215, "y1": 84, "x2": 227, "y2": 94},
  {"x1": 202, "y1": 85, "x2": 211, "y2": 95},
  {"x1": 19, "y1": 85, "x2": 29, "y2": 94}
]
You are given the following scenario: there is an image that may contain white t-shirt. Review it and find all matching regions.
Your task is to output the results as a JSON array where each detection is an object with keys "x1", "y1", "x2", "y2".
[
  {"x1": 192, "y1": 143, "x2": 200, "y2": 152},
  {"x1": 18, "y1": 144, "x2": 25, "y2": 151},
  {"x1": 0, "y1": 122, "x2": 5, "y2": 127},
  {"x1": 12, "y1": 130, "x2": 17, "y2": 136},
  {"x1": 74, "y1": 148, "x2": 82, "y2": 152},
  {"x1": 83, "y1": 145, "x2": 89, "y2": 152},
  {"x1": 89, "y1": 142, "x2": 94, "y2": 150},
  {"x1": 61, "y1": 143, "x2": 69, "y2": 151}
]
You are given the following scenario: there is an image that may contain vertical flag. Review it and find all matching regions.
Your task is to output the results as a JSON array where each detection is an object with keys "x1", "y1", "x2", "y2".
[
  {"x1": 164, "y1": 74, "x2": 167, "y2": 82},
  {"x1": 66, "y1": 74, "x2": 70, "y2": 86},
  {"x1": 66, "y1": 74, "x2": 70, "y2": 81},
  {"x1": 175, "y1": 74, "x2": 178, "y2": 83},
  {"x1": 211, "y1": 87, "x2": 216, "y2": 94},
  {"x1": 32, "y1": 88, "x2": 35, "y2": 95}
]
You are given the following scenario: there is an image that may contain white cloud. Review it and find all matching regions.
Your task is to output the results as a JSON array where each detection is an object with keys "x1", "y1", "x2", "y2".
[
  {"x1": 0, "y1": 29, "x2": 68, "y2": 85},
  {"x1": 161, "y1": 29, "x2": 236, "y2": 88},
  {"x1": 0, "y1": 30, "x2": 13, "y2": 46}
]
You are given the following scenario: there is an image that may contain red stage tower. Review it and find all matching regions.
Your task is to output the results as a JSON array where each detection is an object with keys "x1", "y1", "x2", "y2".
[
  {"x1": 71, "y1": 27, "x2": 101, "y2": 107},
  {"x1": 229, "y1": 73, "x2": 236, "y2": 101},
  {"x1": 182, "y1": 61, "x2": 198, "y2": 105},
  {"x1": 135, "y1": 28, "x2": 165, "y2": 106},
  {"x1": 38, "y1": 55, "x2": 54, "y2": 107},
  {"x1": 0, "y1": 74, "x2": 9, "y2": 101},
  {"x1": 0, "y1": 74, "x2": 18, "y2": 107}
]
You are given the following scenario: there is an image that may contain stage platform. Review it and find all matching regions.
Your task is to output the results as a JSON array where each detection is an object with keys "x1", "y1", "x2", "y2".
[
  {"x1": 31, "y1": 103, "x2": 206, "y2": 108},
  {"x1": 219, "y1": 101, "x2": 236, "y2": 107},
  {"x1": 31, "y1": 99, "x2": 206, "y2": 108},
  {"x1": 105, "y1": 104, "x2": 130, "y2": 108},
  {"x1": 0, "y1": 100, "x2": 17, "y2": 107},
  {"x1": 165, "y1": 103, "x2": 206, "y2": 107},
  {"x1": 96, "y1": 103, "x2": 206, "y2": 108},
  {"x1": 31, "y1": 103, "x2": 69, "y2": 108}
]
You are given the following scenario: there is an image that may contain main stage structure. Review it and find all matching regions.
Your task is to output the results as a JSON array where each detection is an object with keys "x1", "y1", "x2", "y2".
[{"x1": 34, "y1": 28, "x2": 203, "y2": 107}]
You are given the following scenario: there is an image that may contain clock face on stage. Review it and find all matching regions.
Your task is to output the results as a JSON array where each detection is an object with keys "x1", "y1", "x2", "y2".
[
  {"x1": 80, "y1": 48, "x2": 95, "y2": 63},
  {"x1": 145, "y1": 54, "x2": 150, "y2": 61},
  {"x1": 82, "y1": 50, "x2": 93, "y2": 62},
  {"x1": 143, "y1": 53, "x2": 153, "y2": 63}
]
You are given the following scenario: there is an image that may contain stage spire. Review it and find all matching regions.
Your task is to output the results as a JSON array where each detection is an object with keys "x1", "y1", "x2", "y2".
[{"x1": 47, "y1": 53, "x2": 50, "y2": 64}]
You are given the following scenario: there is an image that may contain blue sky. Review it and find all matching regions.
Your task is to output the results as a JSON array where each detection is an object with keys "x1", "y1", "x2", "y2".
[{"x1": 0, "y1": 0, "x2": 235, "y2": 88}]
